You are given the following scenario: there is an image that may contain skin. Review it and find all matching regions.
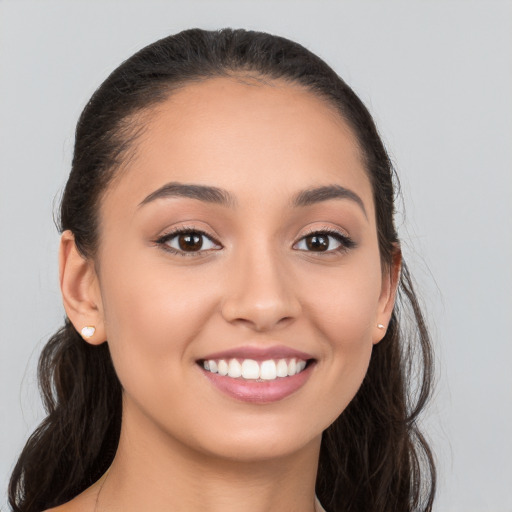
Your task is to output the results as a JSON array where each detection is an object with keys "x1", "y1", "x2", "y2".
[{"x1": 54, "y1": 77, "x2": 400, "y2": 512}]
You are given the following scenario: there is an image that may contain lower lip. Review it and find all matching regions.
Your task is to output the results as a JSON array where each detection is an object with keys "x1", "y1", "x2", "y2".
[{"x1": 200, "y1": 362, "x2": 314, "y2": 404}]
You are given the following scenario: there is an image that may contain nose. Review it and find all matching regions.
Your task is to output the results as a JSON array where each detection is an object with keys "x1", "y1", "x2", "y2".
[{"x1": 220, "y1": 243, "x2": 301, "y2": 332}]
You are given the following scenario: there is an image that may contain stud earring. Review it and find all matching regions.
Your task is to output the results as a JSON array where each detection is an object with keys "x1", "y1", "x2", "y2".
[
  {"x1": 377, "y1": 324, "x2": 385, "y2": 329},
  {"x1": 81, "y1": 326, "x2": 96, "y2": 338}
]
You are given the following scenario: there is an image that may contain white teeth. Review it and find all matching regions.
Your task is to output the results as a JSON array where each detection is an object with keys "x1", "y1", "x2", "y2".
[
  {"x1": 276, "y1": 359, "x2": 288, "y2": 377},
  {"x1": 227, "y1": 359, "x2": 242, "y2": 378},
  {"x1": 217, "y1": 359, "x2": 229, "y2": 376},
  {"x1": 202, "y1": 357, "x2": 309, "y2": 380},
  {"x1": 241, "y1": 359, "x2": 260, "y2": 379},
  {"x1": 260, "y1": 360, "x2": 277, "y2": 380}
]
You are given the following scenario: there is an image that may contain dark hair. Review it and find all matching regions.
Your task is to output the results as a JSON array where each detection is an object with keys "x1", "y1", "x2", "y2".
[{"x1": 9, "y1": 28, "x2": 435, "y2": 512}]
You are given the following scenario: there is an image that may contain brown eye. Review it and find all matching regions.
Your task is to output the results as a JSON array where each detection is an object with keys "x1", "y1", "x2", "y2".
[
  {"x1": 178, "y1": 233, "x2": 203, "y2": 251},
  {"x1": 305, "y1": 234, "x2": 329, "y2": 251}
]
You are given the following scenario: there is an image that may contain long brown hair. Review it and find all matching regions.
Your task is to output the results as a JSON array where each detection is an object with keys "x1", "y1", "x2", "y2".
[{"x1": 9, "y1": 28, "x2": 436, "y2": 512}]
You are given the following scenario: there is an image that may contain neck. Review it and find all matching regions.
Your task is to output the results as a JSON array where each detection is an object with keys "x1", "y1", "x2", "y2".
[{"x1": 96, "y1": 406, "x2": 321, "y2": 512}]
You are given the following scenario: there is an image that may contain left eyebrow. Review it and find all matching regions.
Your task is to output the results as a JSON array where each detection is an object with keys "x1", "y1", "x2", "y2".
[
  {"x1": 138, "y1": 181, "x2": 367, "y2": 218},
  {"x1": 291, "y1": 185, "x2": 368, "y2": 218}
]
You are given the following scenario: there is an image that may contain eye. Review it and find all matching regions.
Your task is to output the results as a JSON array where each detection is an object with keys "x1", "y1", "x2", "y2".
[
  {"x1": 294, "y1": 229, "x2": 355, "y2": 253},
  {"x1": 155, "y1": 228, "x2": 221, "y2": 256}
]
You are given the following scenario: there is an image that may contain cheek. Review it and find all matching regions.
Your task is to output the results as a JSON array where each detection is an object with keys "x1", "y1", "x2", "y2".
[
  {"x1": 301, "y1": 255, "x2": 382, "y2": 415},
  {"x1": 306, "y1": 256, "x2": 382, "y2": 348},
  {"x1": 98, "y1": 252, "x2": 216, "y2": 386}
]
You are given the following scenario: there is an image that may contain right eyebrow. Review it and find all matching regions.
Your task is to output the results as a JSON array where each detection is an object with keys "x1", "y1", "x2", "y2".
[{"x1": 138, "y1": 182, "x2": 237, "y2": 208}]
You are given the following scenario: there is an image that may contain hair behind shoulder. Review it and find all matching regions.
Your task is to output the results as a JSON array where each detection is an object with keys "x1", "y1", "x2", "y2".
[
  {"x1": 9, "y1": 28, "x2": 435, "y2": 512},
  {"x1": 9, "y1": 320, "x2": 122, "y2": 512}
]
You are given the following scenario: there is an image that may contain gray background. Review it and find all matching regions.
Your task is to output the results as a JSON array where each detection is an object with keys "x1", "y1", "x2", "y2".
[{"x1": 1, "y1": 1, "x2": 511, "y2": 510}]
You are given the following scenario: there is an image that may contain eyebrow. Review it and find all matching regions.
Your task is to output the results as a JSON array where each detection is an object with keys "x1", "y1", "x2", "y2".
[
  {"x1": 138, "y1": 182, "x2": 236, "y2": 208},
  {"x1": 291, "y1": 184, "x2": 367, "y2": 217},
  {"x1": 138, "y1": 181, "x2": 367, "y2": 217}
]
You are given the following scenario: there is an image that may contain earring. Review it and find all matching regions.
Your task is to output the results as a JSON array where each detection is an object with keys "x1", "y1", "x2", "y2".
[
  {"x1": 81, "y1": 326, "x2": 96, "y2": 338},
  {"x1": 377, "y1": 324, "x2": 385, "y2": 329}
]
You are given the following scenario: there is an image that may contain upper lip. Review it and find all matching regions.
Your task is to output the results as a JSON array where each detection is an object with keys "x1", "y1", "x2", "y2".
[{"x1": 199, "y1": 345, "x2": 315, "y2": 362}]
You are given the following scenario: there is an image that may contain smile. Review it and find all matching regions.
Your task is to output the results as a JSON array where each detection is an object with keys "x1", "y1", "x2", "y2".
[{"x1": 202, "y1": 358, "x2": 308, "y2": 381}]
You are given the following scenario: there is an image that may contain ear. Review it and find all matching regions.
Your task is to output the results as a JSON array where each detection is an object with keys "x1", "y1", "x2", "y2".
[
  {"x1": 373, "y1": 245, "x2": 402, "y2": 344},
  {"x1": 59, "y1": 230, "x2": 106, "y2": 345}
]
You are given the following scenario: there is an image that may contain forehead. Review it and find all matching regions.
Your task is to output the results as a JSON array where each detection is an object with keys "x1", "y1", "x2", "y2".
[{"x1": 103, "y1": 76, "x2": 374, "y2": 218}]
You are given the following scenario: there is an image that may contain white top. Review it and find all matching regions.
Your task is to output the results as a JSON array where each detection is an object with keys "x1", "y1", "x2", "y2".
[{"x1": 314, "y1": 496, "x2": 327, "y2": 512}]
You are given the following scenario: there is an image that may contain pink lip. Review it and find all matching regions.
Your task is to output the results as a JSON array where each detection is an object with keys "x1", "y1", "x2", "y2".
[
  {"x1": 199, "y1": 345, "x2": 315, "y2": 362},
  {"x1": 199, "y1": 364, "x2": 315, "y2": 405}
]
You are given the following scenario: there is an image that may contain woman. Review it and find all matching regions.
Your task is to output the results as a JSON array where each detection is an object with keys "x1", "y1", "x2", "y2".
[{"x1": 9, "y1": 28, "x2": 435, "y2": 512}]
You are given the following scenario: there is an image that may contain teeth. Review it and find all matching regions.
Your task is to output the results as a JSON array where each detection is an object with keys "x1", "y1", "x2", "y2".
[
  {"x1": 202, "y1": 357, "x2": 309, "y2": 380},
  {"x1": 241, "y1": 359, "x2": 260, "y2": 379},
  {"x1": 218, "y1": 359, "x2": 229, "y2": 376},
  {"x1": 276, "y1": 359, "x2": 288, "y2": 377},
  {"x1": 227, "y1": 359, "x2": 242, "y2": 378},
  {"x1": 260, "y1": 360, "x2": 277, "y2": 380}
]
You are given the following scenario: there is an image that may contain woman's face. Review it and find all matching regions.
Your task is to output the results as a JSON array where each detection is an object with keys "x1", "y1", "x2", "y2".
[{"x1": 90, "y1": 77, "x2": 396, "y2": 461}]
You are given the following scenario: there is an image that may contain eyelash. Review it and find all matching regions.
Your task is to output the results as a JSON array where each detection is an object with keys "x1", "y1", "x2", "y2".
[{"x1": 154, "y1": 225, "x2": 356, "y2": 257}]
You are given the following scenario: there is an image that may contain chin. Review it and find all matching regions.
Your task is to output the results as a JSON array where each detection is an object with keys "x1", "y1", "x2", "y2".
[
  {"x1": 175, "y1": 403, "x2": 335, "y2": 464},
  {"x1": 194, "y1": 427, "x2": 322, "y2": 464}
]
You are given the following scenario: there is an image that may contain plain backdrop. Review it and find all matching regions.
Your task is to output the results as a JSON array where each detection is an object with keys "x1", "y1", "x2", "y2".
[{"x1": 1, "y1": 1, "x2": 511, "y2": 511}]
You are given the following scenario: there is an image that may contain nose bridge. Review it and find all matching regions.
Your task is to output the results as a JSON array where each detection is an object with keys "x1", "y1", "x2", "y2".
[{"x1": 221, "y1": 234, "x2": 300, "y2": 331}]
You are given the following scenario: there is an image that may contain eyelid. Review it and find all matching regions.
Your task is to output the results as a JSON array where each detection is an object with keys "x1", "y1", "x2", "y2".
[{"x1": 299, "y1": 225, "x2": 350, "y2": 239}]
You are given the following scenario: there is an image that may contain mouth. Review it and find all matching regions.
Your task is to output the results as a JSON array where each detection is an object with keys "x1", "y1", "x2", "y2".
[{"x1": 196, "y1": 347, "x2": 316, "y2": 403}]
